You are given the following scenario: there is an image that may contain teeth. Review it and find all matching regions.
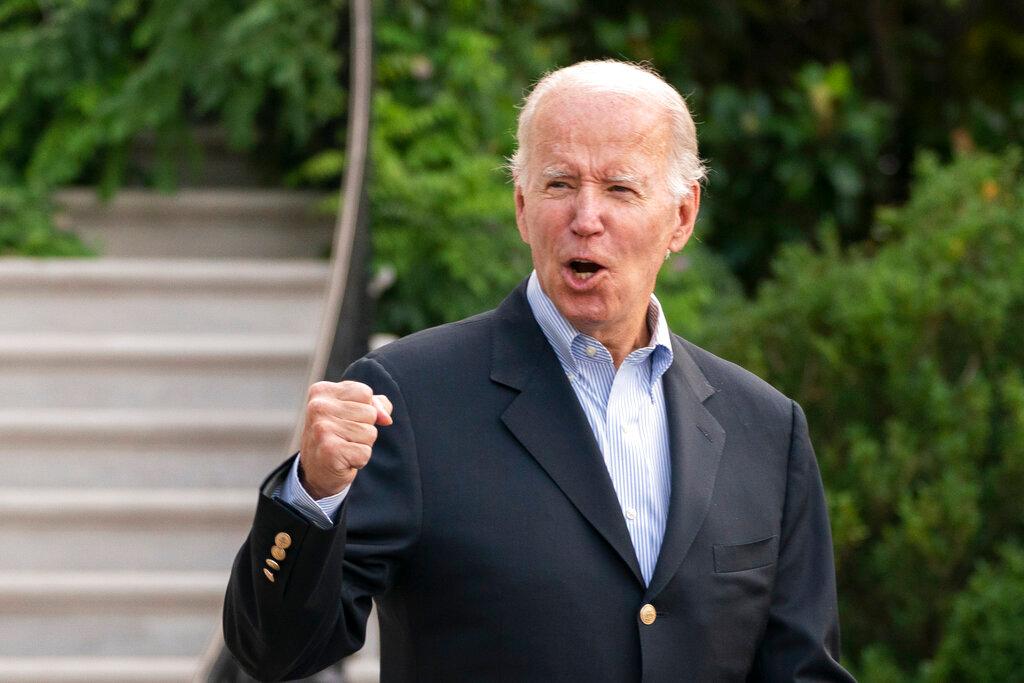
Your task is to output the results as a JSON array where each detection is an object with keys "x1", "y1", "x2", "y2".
[{"x1": 574, "y1": 271, "x2": 594, "y2": 280}]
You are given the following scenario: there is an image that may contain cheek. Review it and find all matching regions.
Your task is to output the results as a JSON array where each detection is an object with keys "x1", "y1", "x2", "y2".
[{"x1": 525, "y1": 210, "x2": 562, "y2": 245}]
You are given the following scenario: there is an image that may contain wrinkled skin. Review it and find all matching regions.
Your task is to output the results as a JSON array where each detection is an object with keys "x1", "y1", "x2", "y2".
[{"x1": 514, "y1": 90, "x2": 700, "y2": 366}]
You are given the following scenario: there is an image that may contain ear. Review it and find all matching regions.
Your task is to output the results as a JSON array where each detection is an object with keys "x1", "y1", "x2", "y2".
[
  {"x1": 514, "y1": 183, "x2": 530, "y2": 244},
  {"x1": 668, "y1": 183, "x2": 700, "y2": 253}
]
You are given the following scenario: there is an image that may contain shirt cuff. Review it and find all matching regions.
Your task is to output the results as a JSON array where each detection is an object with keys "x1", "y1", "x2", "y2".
[{"x1": 274, "y1": 454, "x2": 349, "y2": 530}]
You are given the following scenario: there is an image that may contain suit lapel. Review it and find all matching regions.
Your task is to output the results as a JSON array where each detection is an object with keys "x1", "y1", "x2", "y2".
[
  {"x1": 645, "y1": 336, "x2": 725, "y2": 599},
  {"x1": 492, "y1": 283, "x2": 645, "y2": 586}
]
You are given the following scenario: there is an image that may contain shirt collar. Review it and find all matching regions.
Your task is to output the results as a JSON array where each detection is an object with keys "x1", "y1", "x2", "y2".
[{"x1": 525, "y1": 271, "x2": 674, "y2": 388}]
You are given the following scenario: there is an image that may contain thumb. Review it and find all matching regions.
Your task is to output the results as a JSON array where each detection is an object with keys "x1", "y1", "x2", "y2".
[{"x1": 372, "y1": 394, "x2": 393, "y2": 426}]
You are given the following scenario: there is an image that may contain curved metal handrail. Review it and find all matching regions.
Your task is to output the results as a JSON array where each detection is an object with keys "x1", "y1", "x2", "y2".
[
  {"x1": 291, "y1": 0, "x2": 374, "y2": 450},
  {"x1": 194, "y1": 0, "x2": 373, "y2": 678}
]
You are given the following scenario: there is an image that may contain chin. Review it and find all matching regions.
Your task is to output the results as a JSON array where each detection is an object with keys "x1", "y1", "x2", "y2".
[{"x1": 556, "y1": 298, "x2": 609, "y2": 332}]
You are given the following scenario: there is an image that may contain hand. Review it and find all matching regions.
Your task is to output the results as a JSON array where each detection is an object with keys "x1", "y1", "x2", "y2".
[{"x1": 299, "y1": 380, "x2": 393, "y2": 499}]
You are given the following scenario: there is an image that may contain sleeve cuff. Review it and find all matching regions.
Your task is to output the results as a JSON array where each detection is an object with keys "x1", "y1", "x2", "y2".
[{"x1": 274, "y1": 454, "x2": 349, "y2": 530}]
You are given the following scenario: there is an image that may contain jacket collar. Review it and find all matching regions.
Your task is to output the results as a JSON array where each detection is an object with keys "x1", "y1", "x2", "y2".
[{"x1": 492, "y1": 280, "x2": 725, "y2": 593}]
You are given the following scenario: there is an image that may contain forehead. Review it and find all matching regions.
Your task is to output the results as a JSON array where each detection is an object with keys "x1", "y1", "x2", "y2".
[{"x1": 526, "y1": 90, "x2": 671, "y2": 174}]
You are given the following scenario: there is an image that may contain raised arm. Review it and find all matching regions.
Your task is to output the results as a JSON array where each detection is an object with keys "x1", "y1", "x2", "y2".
[{"x1": 222, "y1": 356, "x2": 421, "y2": 681}]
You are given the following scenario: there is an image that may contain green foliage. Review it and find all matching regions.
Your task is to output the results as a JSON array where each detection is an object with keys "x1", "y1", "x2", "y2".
[
  {"x1": 364, "y1": 0, "x2": 572, "y2": 334},
  {"x1": 1, "y1": 2, "x2": 1022, "y2": 676},
  {"x1": 0, "y1": 0, "x2": 344, "y2": 195},
  {"x1": 697, "y1": 63, "x2": 893, "y2": 283},
  {"x1": 570, "y1": 2, "x2": 1024, "y2": 285},
  {"x1": 0, "y1": 187, "x2": 93, "y2": 256},
  {"x1": 699, "y1": 149, "x2": 1024, "y2": 679},
  {"x1": 655, "y1": 243, "x2": 742, "y2": 341},
  {"x1": 925, "y1": 544, "x2": 1024, "y2": 683}
]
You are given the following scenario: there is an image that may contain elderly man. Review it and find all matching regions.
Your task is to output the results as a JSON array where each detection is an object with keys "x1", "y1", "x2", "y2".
[{"x1": 224, "y1": 60, "x2": 854, "y2": 682}]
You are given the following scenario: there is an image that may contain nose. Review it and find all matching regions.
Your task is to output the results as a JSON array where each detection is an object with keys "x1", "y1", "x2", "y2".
[{"x1": 570, "y1": 186, "x2": 604, "y2": 237}]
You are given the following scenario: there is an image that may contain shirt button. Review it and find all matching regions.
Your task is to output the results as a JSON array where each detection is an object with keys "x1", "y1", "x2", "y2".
[
  {"x1": 585, "y1": 346, "x2": 597, "y2": 357},
  {"x1": 625, "y1": 507, "x2": 637, "y2": 521}
]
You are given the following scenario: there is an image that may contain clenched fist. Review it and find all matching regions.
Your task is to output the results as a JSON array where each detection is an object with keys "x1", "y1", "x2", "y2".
[{"x1": 299, "y1": 380, "x2": 394, "y2": 499}]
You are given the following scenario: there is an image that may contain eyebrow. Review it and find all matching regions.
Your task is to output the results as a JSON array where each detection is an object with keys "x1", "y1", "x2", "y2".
[
  {"x1": 540, "y1": 168, "x2": 646, "y2": 185},
  {"x1": 541, "y1": 167, "x2": 573, "y2": 180},
  {"x1": 606, "y1": 173, "x2": 644, "y2": 185}
]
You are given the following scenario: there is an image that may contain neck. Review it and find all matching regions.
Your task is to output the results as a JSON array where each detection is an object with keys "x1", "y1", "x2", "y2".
[{"x1": 586, "y1": 309, "x2": 651, "y2": 369}]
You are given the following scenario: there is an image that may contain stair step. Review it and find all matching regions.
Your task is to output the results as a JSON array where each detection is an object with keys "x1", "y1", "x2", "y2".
[
  {"x1": 0, "y1": 257, "x2": 329, "y2": 287},
  {"x1": 0, "y1": 656, "x2": 197, "y2": 682},
  {"x1": 0, "y1": 571, "x2": 225, "y2": 611},
  {"x1": 0, "y1": 409, "x2": 294, "y2": 489},
  {"x1": 0, "y1": 333, "x2": 313, "y2": 361},
  {"x1": 55, "y1": 188, "x2": 334, "y2": 259},
  {"x1": 0, "y1": 408, "x2": 295, "y2": 442},
  {"x1": 0, "y1": 258, "x2": 328, "y2": 334},
  {"x1": 1, "y1": 443, "x2": 288, "y2": 489},
  {"x1": 0, "y1": 333, "x2": 313, "y2": 410},
  {"x1": 0, "y1": 488, "x2": 253, "y2": 522},
  {"x1": 0, "y1": 571, "x2": 224, "y2": 656},
  {"x1": 0, "y1": 489, "x2": 256, "y2": 572},
  {"x1": 0, "y1": 613, "x2": 218, "y2": 658}
]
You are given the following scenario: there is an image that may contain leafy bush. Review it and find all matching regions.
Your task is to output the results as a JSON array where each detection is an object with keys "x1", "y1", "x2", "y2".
[
  {"x1": 656, "y1": 242, "x2": 742, "y2": 340},
  {"x1": 696, "y1": 63, "x2": 893, "y2": 285},
  {"x1": 923, "y1": 544, "x2": 1024, "y2": 682},
  {"x1": 568, "y1": 2, "x2": 1024, "y2": 287},
  {"x1": 0, "y1": 0, "x2": 345, "y2": 195},
  {"x1": 699, "y1": 149, "x2": 1024, "y2": 679},
  {"x1": 0, "y1": 187, "x2": 92, "y2": 256},
  {"x1": 356, "y1": 1, "x2": 571, "y2": 334}
]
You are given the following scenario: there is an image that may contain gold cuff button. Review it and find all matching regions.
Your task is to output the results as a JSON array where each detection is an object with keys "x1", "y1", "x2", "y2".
[
  {"x1": 271, "y1": 546, "x2": 286, "y2": 561},
  {"x1": 639, "y1": 603, "x2": 657, "y2": 625},
  {"x1": 274, "y1": 532, "x2": 292, "y2": 549},
  {"x1": 265, "y1": 559, "x2": 280, "y2": 571},
  {"x1": 263, "y1": 568, "x2": 275, "y2": 583}
]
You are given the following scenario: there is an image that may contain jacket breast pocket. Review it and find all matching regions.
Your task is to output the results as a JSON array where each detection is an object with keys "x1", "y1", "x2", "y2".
[{"x1": 713, "y1": 535, "x2": 778, "y2": 573}]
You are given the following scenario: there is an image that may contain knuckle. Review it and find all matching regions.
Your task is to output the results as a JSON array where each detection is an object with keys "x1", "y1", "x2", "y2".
[
  {"x1": 307, "y1": 381, "x2": 333, "y2": 400},
  {"x1": 339, "y1": 380, "x2": 373, "y2": 402},
  {"x1": 306, "y1": 396, "x2": 331, "y2": 417}
]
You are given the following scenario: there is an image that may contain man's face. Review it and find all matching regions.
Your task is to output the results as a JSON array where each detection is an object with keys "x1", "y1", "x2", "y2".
[{"x1": 515, "y1": 90, "x2": 699, "y2": 349}]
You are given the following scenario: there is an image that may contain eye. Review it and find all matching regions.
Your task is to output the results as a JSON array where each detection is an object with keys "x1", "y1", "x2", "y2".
[
  {"x1": 609, "y1": 185, "x2": 634, "y2": 194},
  {"x1": 547, "y1": 180, "x2": 571, "y2": 190}
]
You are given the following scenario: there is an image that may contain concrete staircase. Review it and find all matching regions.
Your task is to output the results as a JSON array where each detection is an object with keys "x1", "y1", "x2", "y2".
[{"x1": 0, "y1": 190, "x2": 335, "y2": 681}]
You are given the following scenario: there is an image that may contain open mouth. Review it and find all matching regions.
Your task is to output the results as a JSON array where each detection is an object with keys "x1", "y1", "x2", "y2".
[{"x1": 568, "y1": 259, "x2": 605, "y2": 280}]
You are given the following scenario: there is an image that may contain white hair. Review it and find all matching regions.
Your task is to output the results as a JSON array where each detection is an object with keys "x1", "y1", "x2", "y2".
[{"x1": 509, "y1": 60, "x2": 706, "y2": 200}]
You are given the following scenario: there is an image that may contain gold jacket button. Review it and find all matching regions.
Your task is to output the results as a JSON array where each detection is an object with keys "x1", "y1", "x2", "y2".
[
  {"x1": 263, "y1": 568, "x2": 275, "y2": 583},
  {"x1": 271, "y1": 546, "x2": 286, "y2": 561},
  {"x1": 265, "y1": 558, "x2": 281, "y2": 571},
  {"x1": 639, "y1": 603, "x2": 657, "y2": 625},
  {"x1": 274, "y1": 532, "x2": 292, "y2": 549}
]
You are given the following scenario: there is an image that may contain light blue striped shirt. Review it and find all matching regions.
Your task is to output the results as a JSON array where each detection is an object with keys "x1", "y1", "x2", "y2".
[
  {"x1": 282, "y1": 273, "x2": 675, "y2": 585},
  {"x1": 525, "y1": 272, "x2": 673, "y2": 585}
]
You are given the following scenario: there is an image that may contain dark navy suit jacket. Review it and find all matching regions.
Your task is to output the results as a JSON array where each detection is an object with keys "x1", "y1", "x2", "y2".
[{"x1": 223, "y1": 281, "x2": 854, "y2": 682}]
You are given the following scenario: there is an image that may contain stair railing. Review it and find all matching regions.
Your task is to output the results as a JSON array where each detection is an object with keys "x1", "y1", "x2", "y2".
[{"x1": 194, "y1": 0, "x2": 373, "y2": 679}]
